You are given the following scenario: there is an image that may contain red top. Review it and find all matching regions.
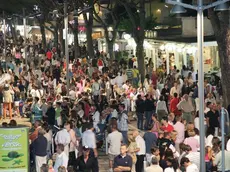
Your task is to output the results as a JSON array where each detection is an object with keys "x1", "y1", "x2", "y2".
[
  {"x1": 97, "y1": 59, "x2": 103, "y2": 66},
  {"x1": 170, "y1": 97, "x2": 181, "y2": 115},
  {"x1": 46, "y1": 51, "x2": 52, "y2": 60},
  {"x1": 161, "y1": 124, "x2": 174, "y2": 132}
]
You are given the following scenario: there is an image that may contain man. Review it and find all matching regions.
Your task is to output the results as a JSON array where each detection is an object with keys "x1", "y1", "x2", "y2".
[
  {"x1": 170, "y1": 82, "x2": 180, "y2": 98},
  {"x1": 113, "y1": 144, "x2": 132, "y2": 172},
  {"x1": 107, "y1": 123, "x2": 123, "y2": 172},
  {"x1": 92, "y1": 77, "x2": 100, "y2": 110},
  {"x1": 31, "y1": 128, "x2": 47, "y2": 172},
  {"x1": 53, "y1": 144, "x2": 69, "y2": 172},
  {"x1": 177, "y1": 94, "x2": 195, "y2": 123},
  {"x1": 213, "y1": 142, "x2": 230, "y2": 172},
  {"x1": 133, "y1": 130, "x2": 146, "y2": 172},
  {"x1": 206, "y1": 104, "x2": 220, "y2": 136},
  {"x1": 161, "y1": 116, "x2": 174, "y2": 133},
  {"x1": 82, "y1": 123, "x2": 98, "y2": 158},
  {"x1": 75, "y1": 146, "x2": 98, "y2": 172},
  {"x1": 117, "y1": 104, "x2": 129, "y2": 144},
  {"x1": 180, "y1": 157, "x2": 199, "y2": 172},
  {"x1": 135, "y1": 94, "x2": 145, "y2": 130},
  {"x1": 145, "y1": 156, "x2": 163, "y2": 172},
  {"x1": 143, "y1": 124, "x2": 157, "y2": 161},
  {"x1": 40, "y1": 98, "x2": 48, "y2": 121},
  {"x1": 30, "y1": 120, "x2": 42, "y2": 142},
  {"x1": 173, "y1": 115, "x2": 185, "y2": 152},
  {"x1": 132, "y1": 66, "x2": 139, "y2": 87},
  {"x1": 55, "y1": 122, "x2": 71, "y2": 157},
  {"x1": 46, "y1": 101, "x2": 56, "y2": 126}
]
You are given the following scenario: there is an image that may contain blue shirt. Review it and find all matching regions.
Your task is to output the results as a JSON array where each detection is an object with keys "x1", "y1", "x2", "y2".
[
  {"x1": 143, "y1": 131, "x2": 157, "y2": 154},
  {"x1": 113, "y1": 154, "x2": 132, "y2": 172}
]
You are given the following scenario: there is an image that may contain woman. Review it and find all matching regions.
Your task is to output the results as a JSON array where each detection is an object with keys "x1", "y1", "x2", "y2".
[
  {"x1": 164, "y1": 157, "x2": 180, "y2": 172},
  {"x1": 151, "y1": 115, "x2": 160, "y2": 138},
  {"x1": 156, "y1": 95, "x2": 168, "y2": 121},
  {"x1": 68, "y1": 121, "x2": 78, "y2": 166},
  {"x1": 128, "y1": 134, "x2": 137, "y2": 172},
  {"x1": 144, "y1": 74, "x2": 152, "y2": 92},
  {"x1": 184, "y1": 130, "x2": 199, "y2": 152}
]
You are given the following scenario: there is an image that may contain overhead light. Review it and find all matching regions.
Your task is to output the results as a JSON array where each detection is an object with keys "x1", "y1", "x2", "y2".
[
  {"x1": 29, "y1": 16, "x2": 34, "y2": 19},
  {"x1": 170, "y1": 4, "x2": 187, "y2": 14},
  {"x1": 7, "y1": 17, "x2": 12, "y2": 20},
  {"x1": 214, "y1": 2, "x2": 229, "y2": 11}
]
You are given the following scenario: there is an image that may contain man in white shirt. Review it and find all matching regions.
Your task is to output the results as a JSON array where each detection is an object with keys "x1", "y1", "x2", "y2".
[
  {"x1": 133, "y1": 130, "x2": 146, "y2": 172},
  {"x1": 69, "y1": 87, "x2": 77, "y2": 101},
  {"x1": 173, "y1": 116, "x2": 185, "y2": 152},
  {"x1": 82, "y1": 123, "x2": 98, "y2": 158},
  {"x1": 54, "y1": 144, "x2": 69, "y2": 172},
  {"x1": 107, "y1": 123, "x2": 123, "y2": 172},
  {"x1": 55, "y1": 123, "x2": 71, "y2": 157},
  {"x1": 180, "y1": 157, "x2": 199, "y2": 172}
]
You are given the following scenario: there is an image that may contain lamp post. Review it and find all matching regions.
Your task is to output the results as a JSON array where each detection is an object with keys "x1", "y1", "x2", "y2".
[
  {"x1": 165, "y1": 0, "x2": 230, "y2": 172},
  {"x1": 23, "y1": 8, "x2": 27, "y2": 67},
  {"x1": 3, "y1": 11, "x2": 6, "y2": 60},
  {"x1": 64, "y1": 0, "x2": 70, "y2": 96}
]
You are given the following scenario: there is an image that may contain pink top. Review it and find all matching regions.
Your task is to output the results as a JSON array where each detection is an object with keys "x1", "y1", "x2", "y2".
[
  {"x1": 173, "y1": 122, "x2": 185, "y2": 144},
  {"x1": 184, "y1": 137, "x2": 200, "y2": 152},
  {"x1": 205, "y1": 154, "x2": 210, "y2": 162},
  {"x1": 152, "y1": 121, "x2": 159, "y2": 138}
]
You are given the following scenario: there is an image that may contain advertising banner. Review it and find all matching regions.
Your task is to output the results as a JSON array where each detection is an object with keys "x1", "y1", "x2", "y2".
[{"x1": 0, "y1": 127, "x2": 29, "y2": 172}]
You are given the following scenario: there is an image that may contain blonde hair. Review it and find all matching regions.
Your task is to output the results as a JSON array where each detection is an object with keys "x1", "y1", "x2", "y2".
[{"x1": 171, "y1": 130, "x2": 178, "y2": 140}]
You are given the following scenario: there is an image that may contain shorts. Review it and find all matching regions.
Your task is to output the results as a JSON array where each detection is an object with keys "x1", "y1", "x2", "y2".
[{"x1": 108, "y1": 154, "x2": 118, "y2": 161}]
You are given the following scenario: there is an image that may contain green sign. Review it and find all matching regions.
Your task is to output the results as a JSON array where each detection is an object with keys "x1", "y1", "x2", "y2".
[{"x1": 0, "y1": 127, "x2": 29, "y2": 172}]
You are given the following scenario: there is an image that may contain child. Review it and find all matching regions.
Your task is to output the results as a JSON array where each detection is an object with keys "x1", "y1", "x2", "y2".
[{"x1": 147, "y1": 146, "x2": 160, "y2": 166}]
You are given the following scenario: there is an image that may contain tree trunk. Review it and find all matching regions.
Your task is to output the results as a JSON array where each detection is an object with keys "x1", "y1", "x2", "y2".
[
  {"x1": 86, "y1": 25, "x2": 94, "y2": 59},
  {"x1": 58, "y1": 23, "x2": 65, "y2": 55},
  {"x1": 216, "y1": 32, "x2": 230, "y2": 107},
  {"x1": 8, "y1": 21, "x2": 17, "y2": 44},
  {"x1": 54, "y1": 25, "x2": 58, "y2": 49},
  {"x1": 84, "y1": 0, "x2": 94, "y2": 59},
  {"x1": 209, "y1": 10, "x2": 230, "y2": 107},
  {"x1": 136, "y1": 41, "x2": 145, "y2": 83},
  {"x1": 107, "y1": 40, "x2": 115, "y2": 60},
  {"x1": 39, "y1": 20, "x2": 46, "y2": 50},
  {"x1": 74, "y1": 18, "x2": 80, "y2": 59}
]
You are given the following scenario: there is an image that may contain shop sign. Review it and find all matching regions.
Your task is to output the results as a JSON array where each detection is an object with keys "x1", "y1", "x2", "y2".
[{"x1": 0, "y1": 127, "x2": 29, "y2": 172}]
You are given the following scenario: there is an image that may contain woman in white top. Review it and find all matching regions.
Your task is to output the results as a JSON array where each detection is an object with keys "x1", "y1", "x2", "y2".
[
  {"x1": 164, "y1": 157, "x2": 181, "y2": 172},
  {"x1": 156, "y1": 96, "x2": 168, "y2": 121}
]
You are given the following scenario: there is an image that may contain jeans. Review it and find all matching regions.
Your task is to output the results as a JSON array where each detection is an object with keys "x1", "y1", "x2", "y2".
[
  {"x1": 145, "y1": 111, "x2": 153, "y2": 130},
  {"x1": 120, "y1": 131, "x2": 128, "y2": 144},
  {"x1": 137, "y1": 112, "x2": 144, "y2": 130}
]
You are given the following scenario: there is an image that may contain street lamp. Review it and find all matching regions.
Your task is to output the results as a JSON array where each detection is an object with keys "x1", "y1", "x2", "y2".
[
  {"x1": 165, "y1": 0, "x2": 230, "y2": 172},
  {"x1": 3, "y1": 11, "x2": 6, "y2": 60}
]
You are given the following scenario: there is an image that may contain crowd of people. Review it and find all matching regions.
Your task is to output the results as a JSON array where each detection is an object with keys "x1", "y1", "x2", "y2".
[{"x1": 0, "y1": 41, "x2": 230, "y2": 172}]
